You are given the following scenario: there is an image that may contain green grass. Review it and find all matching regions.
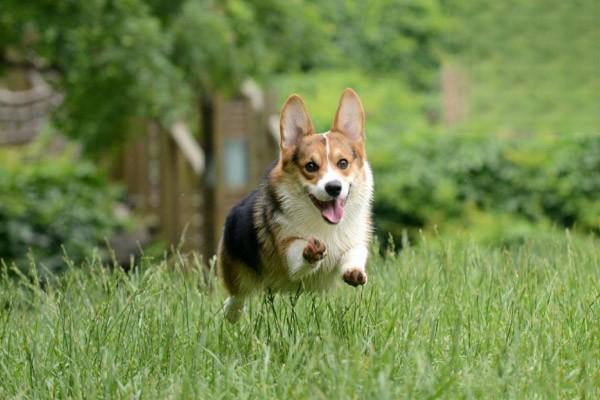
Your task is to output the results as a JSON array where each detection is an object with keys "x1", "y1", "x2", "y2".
[{"x1": 1, "y1": 234, "x2": 599, "y2": 399}]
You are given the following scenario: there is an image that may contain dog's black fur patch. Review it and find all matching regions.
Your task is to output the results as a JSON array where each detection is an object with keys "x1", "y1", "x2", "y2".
[
  {"x1": 223, "y1": 189, "x2": 261, "y2": 273},
  {"x1": 222, "y1": 160, "x2": 280, "y2": 274}
]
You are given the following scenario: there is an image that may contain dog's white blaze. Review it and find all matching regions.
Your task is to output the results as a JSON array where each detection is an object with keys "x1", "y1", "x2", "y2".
[{"x1": 308, "y1": 132, "x2": 350, "y2": 202}]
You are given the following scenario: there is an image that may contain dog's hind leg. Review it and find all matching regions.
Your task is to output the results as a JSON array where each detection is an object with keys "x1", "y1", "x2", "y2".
[
  {"x1": 219, "y1": 260, "x2": 252, "y2": 322},
  {"x1": 217, "y1": 247, "x2": 256, "y2": 322}
]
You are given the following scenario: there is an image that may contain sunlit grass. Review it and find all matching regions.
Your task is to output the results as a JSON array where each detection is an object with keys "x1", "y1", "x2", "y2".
[{"x1": 1, "y1": 234, "x2": 598, "y2": 398}]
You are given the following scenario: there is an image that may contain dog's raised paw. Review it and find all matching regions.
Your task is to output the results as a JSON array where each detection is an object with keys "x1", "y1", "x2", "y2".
[
  {"x1": 303, "y1": 237, "x2": 326, "y2": 264},
  {"x1": 343, "y1": 268, "x2": 368, "y2": 287}
]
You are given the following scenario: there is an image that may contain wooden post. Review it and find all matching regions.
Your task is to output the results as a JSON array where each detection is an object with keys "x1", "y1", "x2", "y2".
[
  {"x1": 442, "y1": 64, "x2": 469, "y2": 127},
  {"x1": 158, "y1": 124, "x2": 177, "y2": 247}
]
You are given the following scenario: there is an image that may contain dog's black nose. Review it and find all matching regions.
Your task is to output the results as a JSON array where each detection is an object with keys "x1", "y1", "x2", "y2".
[{"x1": 325, "y1": 180, "x2": 342, "y2": 197}]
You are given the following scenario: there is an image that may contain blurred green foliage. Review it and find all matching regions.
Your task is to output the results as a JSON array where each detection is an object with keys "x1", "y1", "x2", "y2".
[
  {"x1": 2, "y1": 0, "x2": 598, "y2": 253},
  {"x1": 0, "y1": 0, "x2": 447, "y2": 154},
  {"x1": 0, "y1": 153, "x2": 125, "y2": 274},
  {"x1": 317, "y1": 0, "x2": 448, "y2": 89},
  {"x1": 374, "y1": 130, "x2": 600, "y2": 245},
  {"x1": 273, "y1": 70, "x2": 432, "y2": 134},
  {"x1": 1, "y1": 0, "x2": 187, "y2": 152},
  {"x1": 446, "y1": 0, "x2": 600, "y2": 135}
]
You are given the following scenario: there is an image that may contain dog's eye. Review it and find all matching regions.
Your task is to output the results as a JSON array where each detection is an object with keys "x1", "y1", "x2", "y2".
[
  {"x1": 337, "y1": 159, "x2": 349, "y2": 169},
  {"x1": 305, "y1": 161, "x2": 319, "y2": 173}
]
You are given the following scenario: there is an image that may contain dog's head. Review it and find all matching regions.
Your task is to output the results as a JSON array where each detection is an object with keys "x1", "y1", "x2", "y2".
[{"x1": 274, "y1": 88, "x2": 367, "y2": 225}]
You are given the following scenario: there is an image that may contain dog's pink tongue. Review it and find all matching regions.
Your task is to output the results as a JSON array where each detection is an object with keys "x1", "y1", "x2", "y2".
[{"x1": 322, "y1": 199, "x2": 344, "y2": 224}]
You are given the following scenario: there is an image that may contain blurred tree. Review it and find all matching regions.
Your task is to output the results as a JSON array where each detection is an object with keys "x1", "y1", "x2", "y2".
[
  {"x1": 0, "y1": 0, "x2": 448, "y2": 154},
  {"x1": 0, "y1": 0, "x2": 330, "y2": 153},
  {"x1": 0, "y1": 0, "x2": 187, "y2": 152},
  {"x1": 318, "y1": 0, "x2": 448, "y2": 89}
]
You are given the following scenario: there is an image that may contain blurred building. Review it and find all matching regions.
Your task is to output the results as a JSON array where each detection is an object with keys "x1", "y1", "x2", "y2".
[
  {"x1": 112, "y1": 81, "x2": 279, "y2": 258},
  {"x1": 0, "y1": 69, "x2": 279, "y2": 259}
]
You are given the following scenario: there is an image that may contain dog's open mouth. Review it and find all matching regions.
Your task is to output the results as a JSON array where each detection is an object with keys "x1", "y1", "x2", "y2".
[{"x1": 310, "y1": 195, "x2": 345, "y2": 224}]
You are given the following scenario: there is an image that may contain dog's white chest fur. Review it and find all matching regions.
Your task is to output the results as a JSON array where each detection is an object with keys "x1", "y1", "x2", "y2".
[{"x1": 271, "y1": 162, "x2": 373, "y2": 291}]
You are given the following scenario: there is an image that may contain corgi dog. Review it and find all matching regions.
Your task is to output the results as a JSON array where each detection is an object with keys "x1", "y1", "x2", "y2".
[{"x1": 217, "y1": 88, "x2": 373, "y2": 322}]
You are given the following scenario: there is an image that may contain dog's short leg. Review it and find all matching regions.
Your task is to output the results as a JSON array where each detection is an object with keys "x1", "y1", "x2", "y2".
[
  {"x1": 286, "y1": 237, "x2": 326, "y2": 280},
  {"x1": 223, "y1": 296, "x2": 246, "y2": 323},
  {"x1": 340, "y1": 246, "x2": 368, "y2": 287}
]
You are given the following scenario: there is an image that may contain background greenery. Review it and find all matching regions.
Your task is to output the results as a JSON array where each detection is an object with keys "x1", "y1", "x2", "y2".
[
  {"x1": 1, "y1": 0, "x2": 599, "y2": 259},
  {"x1": 0, "y1": 147, "x2": 126, "y2": 274},
  {"x1": 446, "y1": 0, "x2": 600, "y2": 135},
  {"x1": 0, "y1": 0, "x2": 445, "y2": 153}
]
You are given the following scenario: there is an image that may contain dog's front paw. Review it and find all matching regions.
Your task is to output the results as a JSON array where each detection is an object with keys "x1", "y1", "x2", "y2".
[
  {"x1": 343, "y1": 268, "x2": 368, "y2": 287},
  {"x1": 303, "y1": 237, "x2": 326, "y2": 264}
]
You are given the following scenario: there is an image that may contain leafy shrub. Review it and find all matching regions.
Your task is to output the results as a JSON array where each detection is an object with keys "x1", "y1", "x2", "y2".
[
  {"x1": 373, "y1": 130, "x2": 600, "y2": 245},
  {"x1": 0, "y1": 155, "x2": 126, "y2": 275}
]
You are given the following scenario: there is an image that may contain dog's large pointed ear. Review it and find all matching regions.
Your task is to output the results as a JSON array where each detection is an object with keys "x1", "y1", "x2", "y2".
[
  {"x1": 332, "y1": 88, "x2": 365, "y2": 141},
  {"x1": 280, "y1": 94, "x2": 313, "y2": 149}
]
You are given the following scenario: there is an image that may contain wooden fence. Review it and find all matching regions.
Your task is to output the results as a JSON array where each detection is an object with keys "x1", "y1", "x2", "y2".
[
  {"x1": 112, "y1": 119, "x2": 207, "y2": 256},
  {"x1": 441, "y1": 64, "x2": 469, "y2": 127},
  {"x1": 1, "y1": 71, "x2": 279, "y2": 259},
  {"x1": 115, "y1": 90, "x2": 277, "y2": 258}
]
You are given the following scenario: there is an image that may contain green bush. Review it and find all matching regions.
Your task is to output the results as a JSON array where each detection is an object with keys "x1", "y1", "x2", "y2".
[
  {"x1": 0, "y1": 155, "x2": 126, "y2": 275},
  {"x1": 373, "y1": 130, "x2": 600, "y2": 245}
]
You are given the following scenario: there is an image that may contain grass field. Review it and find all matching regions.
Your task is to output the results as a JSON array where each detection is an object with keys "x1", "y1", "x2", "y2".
[{"x1": 1, "y1": 234, "x2": 598, "y2": 399}]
